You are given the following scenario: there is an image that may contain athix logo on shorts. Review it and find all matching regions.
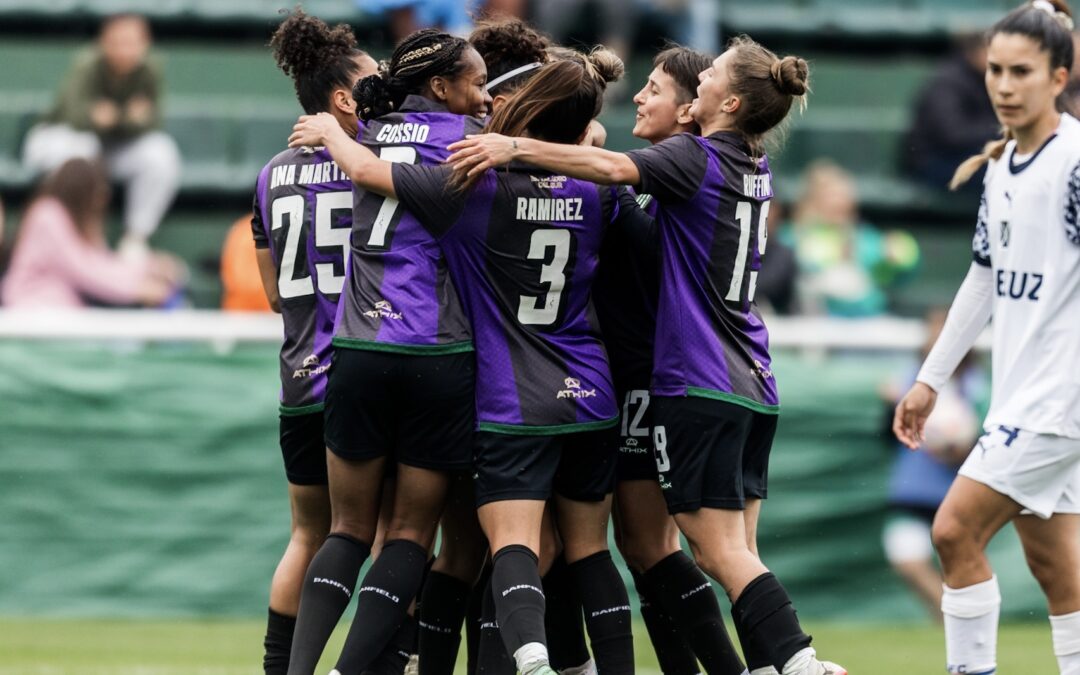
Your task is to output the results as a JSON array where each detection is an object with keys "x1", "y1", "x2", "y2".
[
  {"x1": 364, "y1": 299, "x2": 403, "y2": 320},
  {"x1": 313, "y1": 577, "x2": 352, "y2": 598},
  {"x1": 293, "y1": 354, "x2": 330, "y2": 379},
  {"x1": 752, "y1": 359, "x2": 774, "y2": 380},
  {"x1": 620, "y1": 437, "x2": 648, "y2": 455},
  {"x1": 557, "y1": 377, "x2": 597, "y2": 400}
]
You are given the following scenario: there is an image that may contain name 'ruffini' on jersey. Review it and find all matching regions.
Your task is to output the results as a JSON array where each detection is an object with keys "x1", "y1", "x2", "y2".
[
  {"x1": 253, "y1": 145, "x2": 353, "y2": 414},
  {"x1": 626, "y1": 131, "x2": 779, "y2": 413},
  {"x1": 333, "y1": 95, "x2": 483, "y2": 354}
]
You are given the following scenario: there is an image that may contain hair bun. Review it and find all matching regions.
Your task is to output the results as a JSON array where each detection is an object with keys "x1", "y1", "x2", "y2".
[
  {"x1": 771, "y1": 56, "x2": 809, "y2": 96},
  {"x1": 586, "y1": 46, "x2": 625, "y2": 85},
  {"x1": 353, "y1": 74, "x2": 401, "y2": 121}
]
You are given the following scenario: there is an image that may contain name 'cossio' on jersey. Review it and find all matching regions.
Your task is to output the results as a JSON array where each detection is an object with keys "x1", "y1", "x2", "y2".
[
  {"x1": 627, "y1": 131, "x2": 778, "y2": 413},
  {"x1": 252, "y1": 145, "x2": 353, "y2": 414},
  {"x1": 333, "y1": 95, "x2": 483, "y2": 354},
  {"x1": 391, "y1": 162, "x2": 621, "y2": 434}
]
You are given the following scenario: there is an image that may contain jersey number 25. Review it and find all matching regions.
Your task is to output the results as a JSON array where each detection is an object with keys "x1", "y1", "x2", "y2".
[{"x1": 271, "y1": 191, "x2": 352, "y2": 299}]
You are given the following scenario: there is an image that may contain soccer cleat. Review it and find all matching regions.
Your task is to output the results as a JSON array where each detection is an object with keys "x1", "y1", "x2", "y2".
[
  {"x1": 404, "y1": 654, "x2": 419, "y2": 675},
  {"x1": 816, "y1": 661, "x2": 847, "y2": 675},
  {"x1": 521, "y1": 663, "x2": 559, "y2": 675}
]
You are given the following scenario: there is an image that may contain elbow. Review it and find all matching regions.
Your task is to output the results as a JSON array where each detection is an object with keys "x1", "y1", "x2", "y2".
[
  {"x1": 269, "y1": 298, "x2": 281, "y2": 313},
  {"x1": 604, "y1": 158, "x2": 637, "y2": 186}
]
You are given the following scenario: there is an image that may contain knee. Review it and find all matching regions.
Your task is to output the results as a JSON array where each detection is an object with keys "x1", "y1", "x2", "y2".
[
  {"x1": 132, "y1": 132, "x2": 182, "y2": 177},
  {"x1": 617, "y1": 529, "x2": 680, "y2": 573},
  {"x1": 931, "y1": 513, "x2": 974, "y2": 562},
  {"x1": 685, "y1": 532, "x2": 746, "y2": 576},
  {"x1": 1024, "y1": 545, "x2": 1061, "y2": 591}
]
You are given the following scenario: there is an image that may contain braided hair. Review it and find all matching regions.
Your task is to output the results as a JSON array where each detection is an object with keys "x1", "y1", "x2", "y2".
[
  {"x1": 354, "y1": 29, "x2": 470, "y2": 121},
  {"x1": 270, "y1": 8, "x2": 369, "y2": 115}
]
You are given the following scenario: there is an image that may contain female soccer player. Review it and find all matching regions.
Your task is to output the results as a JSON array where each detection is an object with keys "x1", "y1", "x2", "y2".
[
  {"x1": 290, "y1": 51, "x2": 635, "y2": 675},
  {"x1": 893, "y1": 2, "x2": 1080, "y2": 673},
  {"x1": 446, "y1": 35, "x2": 846, "y2": 675},
  {"x1": 598, "y1": 45, "x2": 747, "y2": 675},
  {"x1": 251, "y1": 11, "x2": 377, "y2": 674},
  {"x1": 285, "y1": 29, "x2": 490, "y2": 675}
]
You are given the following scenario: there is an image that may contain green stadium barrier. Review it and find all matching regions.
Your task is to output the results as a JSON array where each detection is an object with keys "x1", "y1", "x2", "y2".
[{"x1": 0, "y1": 340, "x2": 1045, "y2": 620}]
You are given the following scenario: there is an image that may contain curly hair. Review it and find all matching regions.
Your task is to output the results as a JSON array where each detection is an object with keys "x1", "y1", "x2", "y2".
[
  {"x1": 270, "y1": 7, "x2": 369, "y2": 115},
  {"x1": 353, "y1": 28, "x2": 471, "y2": 121},
  {"x1": 469, "y1": 19, "x2": 550, "y2": 96}
]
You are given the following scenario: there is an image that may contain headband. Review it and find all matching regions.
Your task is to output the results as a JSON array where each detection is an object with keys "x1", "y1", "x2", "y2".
[{"x1": 485, "y1": 62, "x2": 543, "y2": 92}]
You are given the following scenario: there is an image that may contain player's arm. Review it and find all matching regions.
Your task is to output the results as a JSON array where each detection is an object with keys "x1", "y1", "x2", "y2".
[
  {"x1": 447, "y1": 134, "x2": 641, "y2": 187},
  {"x1": 255, "y1": 248, "x2": 280, "y2": 313},
  {"x1": 893, "y1": 262, "x2": 993, "y2": 449},
  {"x1": 288, "y1": 113, "x2": 396, "y2": 199}
]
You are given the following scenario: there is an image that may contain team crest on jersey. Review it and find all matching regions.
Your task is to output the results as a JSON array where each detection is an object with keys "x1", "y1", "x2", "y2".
[
  {"x1": 752, "y1": 360, "x2": 774, "y2": 380},
  {"x1": 293, "y1": 354, "x2": 330, "y2": 379},
  {"x1": 363, "y1": 300, "x2": 403, "y2": 321},
  {"x1": 530, "y1": 174, "x2": 567, "y2": 190},
  {"x1": 557, "y1": 377, "x2": 596, "y2": 400}
]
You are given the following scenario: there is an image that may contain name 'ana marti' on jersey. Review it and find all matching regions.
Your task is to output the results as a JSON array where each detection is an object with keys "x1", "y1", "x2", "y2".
[
  {"x1": 742, "y1": 173, "x2": 772, "y2": 199},
  {"x1": 516, "y1": 197, "x2": 584, "y2": 222},
  {"x1": 269, "y1": 161, "x2": 347, "y2": 189},
  {"x1": 375, "y1": 122, "x2": 430, "y2": 144}
]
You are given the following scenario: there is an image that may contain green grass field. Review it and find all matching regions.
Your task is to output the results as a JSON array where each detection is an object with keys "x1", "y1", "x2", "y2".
[{"x1": 0, "y1": 618, "x2": 1057, "y2": 674}]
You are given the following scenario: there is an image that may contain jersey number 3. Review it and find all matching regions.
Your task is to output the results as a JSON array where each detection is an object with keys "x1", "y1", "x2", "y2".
[
  {"x1": 518, "y1": 229, "x2": 571, "y2": 326},
  {"x1": 271, "y1": 191, "x2": 352, "y2": 298}
]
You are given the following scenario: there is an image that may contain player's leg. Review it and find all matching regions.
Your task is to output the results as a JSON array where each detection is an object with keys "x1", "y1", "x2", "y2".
[
  {"x1": 882, "y1": 510, "x2": 943, "y2": 621},
  {"x1": 265, "y1": 413, "x2": 332, "y2": 674},
  {"x1": 104, "y1": 131, "x2": 180, "y2": 251},
  {"x1": 22, "y1": 123, "x2": 100, "y2": 173},
  {"x1": 539, "y1": 505, "x2": 592, "y2": 674}
]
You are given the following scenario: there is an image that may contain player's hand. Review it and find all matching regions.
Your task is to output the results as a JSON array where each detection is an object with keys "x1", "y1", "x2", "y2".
[
  {"x1": 90, "y1": 100, "x2": 120, "y2": 130},
  {"x1": 893, "y1": 382, "x2": 938, "y2": 450},
  {"x1": 289, "y1": 113, "x2": 338, "y2": 148},
  {"x1": 125, "y1": 96, "x2": 154, "y2": 126},
  {"x1": 446, "y1": 134, "x2": 517, "y2": 177},
  {"x1": 583, "y1": 120, "x2": 607, "y2": 148}
]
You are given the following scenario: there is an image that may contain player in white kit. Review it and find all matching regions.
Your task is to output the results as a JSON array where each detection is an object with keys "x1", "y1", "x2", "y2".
[{"x1": 894, "y1": 1, "x2": 1080, "y2": 673}]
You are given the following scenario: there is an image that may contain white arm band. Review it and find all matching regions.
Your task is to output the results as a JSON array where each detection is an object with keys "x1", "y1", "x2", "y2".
[{"x1": 915, "y1": 262, "x2": 994, "y2": 392}]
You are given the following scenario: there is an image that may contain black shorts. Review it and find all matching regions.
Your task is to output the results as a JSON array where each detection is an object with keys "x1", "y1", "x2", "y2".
[
  {"x1": 279, "y1": 411, "x2": 329, "y2": 485},
  {"x1": 324, "y1": 348, "x2": 475, "y2": 471},
  {"x1": 474, "y1": 426, "x2": 618, "y2": 506},
  {"x1": 651, "y1": 395, "x2": 777, "y2": 514},
  {"x1": 614, "y1": 388, "x2": 659, "y2": 482}
]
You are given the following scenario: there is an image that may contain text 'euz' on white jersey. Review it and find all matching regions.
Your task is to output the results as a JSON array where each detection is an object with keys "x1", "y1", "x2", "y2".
[{"x1": 974, "y1": 112, "x2": 1080, "y2": 439}]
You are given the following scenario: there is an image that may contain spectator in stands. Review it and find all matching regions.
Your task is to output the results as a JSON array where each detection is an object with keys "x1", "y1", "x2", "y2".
[
  {"x1": 880, "y1": 308, "x2": 985, "y2": 621},
  {"x1": 0, "y1": 158, "x2": 184, "y2": 308},
  {"x1": 902, "y1": 33, "x2": 1001, "y2": 192},
  {"x1": 783, "y1": 160, "x2": 920, "y2": 317},
  {"x1": 21, "y1": 13, "x2": 181, "y2": 258},
  {"x1": 221, "y1": 213, "x2": 271, "y2": 312},
  {"x1": 359, "y1": 0, "x2": 477, "y2": 39}
]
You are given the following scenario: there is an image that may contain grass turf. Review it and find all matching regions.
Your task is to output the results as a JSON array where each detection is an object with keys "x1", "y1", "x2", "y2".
[{"x1": 0, "y1": 618, "x2": 1057, "y2": 674}]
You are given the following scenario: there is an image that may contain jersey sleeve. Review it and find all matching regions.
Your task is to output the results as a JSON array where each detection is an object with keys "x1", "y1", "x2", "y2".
[
  {"x1": 1065, "y1": 158, "x2": 1080, "y2": 246},
  {"x1": 251, "y1": 181, "x2": 270, "y2": 250},
  {"x1": 625, "y1": 133, "x2": 708, "y2": 204},
  {"x1": 392, "y1": 163, "x2": 466, "y2": 237},
  {"x1": 610, "y1": 186, "x2": 658, "y2": 252},
  {"x1": 972, "y1": 189, "x2": 991, "y2": 266}
]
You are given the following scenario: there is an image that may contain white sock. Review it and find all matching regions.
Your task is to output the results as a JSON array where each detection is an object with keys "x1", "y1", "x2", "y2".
[
  {"x1": 514, "y1": 641, "x2": 550, "y2": 674},
  {"x1": 941, "y1": 576, "x2": 1000, "y2": 674},
  {"x1": 1051, "y1": 610, "x2": 1080, "y2": 674},
  {"x1": 751, "y1": 667, "x2": 780, "y2": 675},
  {"x1": 780, "y1": 647, "x2": 817, "y2": 675}
]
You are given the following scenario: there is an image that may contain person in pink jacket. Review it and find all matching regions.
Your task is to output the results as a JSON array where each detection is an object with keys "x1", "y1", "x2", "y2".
[{"x1": 1, "y1": 158, "x2": 183, "y2": 308}]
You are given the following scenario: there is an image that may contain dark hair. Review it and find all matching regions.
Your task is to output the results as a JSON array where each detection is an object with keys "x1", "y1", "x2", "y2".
[
  {"x1": 469, "y1": 19, "x2": 550, "y2": 96},
  {"x1": 725, "y1": 35, "x2": 809, "y2": 154},
  {"x1": 35, "y1": 158, "x2": 110, "y2": 239},
  {"x1": 951, "y1": 0, "x2": 1076, "y2": 189},
  {"x1": 654, "y1": 44, "x2": 712, "y2": 105},
  {"x1": 354, "y1": 29, "x2": 471, "y2": 121},
  {"x1": 271, "y1": 8, "x2": 368, "y2": 115}
]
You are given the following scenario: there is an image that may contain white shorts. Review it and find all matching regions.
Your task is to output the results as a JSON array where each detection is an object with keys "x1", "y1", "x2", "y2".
[
  {"x1": 882, "y1": 513, "x2": 935, "y2": 564},
  {"x1": 958, "y1": 426, "x2": 1080, "y2": 519}
]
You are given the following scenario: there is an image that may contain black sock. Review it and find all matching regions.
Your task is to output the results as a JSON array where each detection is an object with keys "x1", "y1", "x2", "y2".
[
  {"x1": 288, "y1": 533, "x2": 371, "y2": 675},
  {"x1": 731, "y1": 572, "x2": 812, "y2": 671},
  {"x1": 476, "y1": 571, "x2": 517, "y2": 675},
  {"x1": 643, "y1": 551, "x2": 745, "y2": 675},
  {"x1": 335, "y1": 539, "x2": 430, "y2": 674},
  {"x1": 630, "y1": 570, "x2": 698, "y2": 675},
  {"x1": 418, "y1": 571, "x2": 472, "y2": 675},
  {"x1": 568, "y1": 550, "x2": 634, "y2": 675},
  {"x1": 543, "y1": 556, "x2": 590, "y2": 671},
  {"x1": 363, "y1": 614, "x2": 418, "y2": 675},
  {"x1": 264, "y1": 608, "x2": 296, "y2": 675},
  {"x1": 490, "y1": 545, "x2": 547, "y2": 659}
]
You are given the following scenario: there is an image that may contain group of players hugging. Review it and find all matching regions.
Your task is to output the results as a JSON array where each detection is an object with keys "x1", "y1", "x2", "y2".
[{"x1": 251, "y1": 1, "x2": 1080, "y2": 674}]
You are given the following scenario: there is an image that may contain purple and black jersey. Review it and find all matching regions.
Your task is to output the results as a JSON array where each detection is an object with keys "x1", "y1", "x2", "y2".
[
  {"x1": 627, "y1": 132, "x2": 779, "y2": 413},
  {"x1": 252, "y1": 146, "x2": 353, "y2": 414},
  {"x1": 391, "y1": 162, "x2": 621, "y2": 435},
  {"x1": 594, "y1": 188, "x2": 659, "y2": 393},
  {"x1": 333, "y1": 95, "x2": 483, "y2": 354}
]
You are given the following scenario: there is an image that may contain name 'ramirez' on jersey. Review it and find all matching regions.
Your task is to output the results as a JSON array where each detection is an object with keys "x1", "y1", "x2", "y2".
[
  {"x1": 626, "y1": 131, "x2": 778, "y2": 414},
  {"x1": 973, "y1": 112, "x2": 1080, "y2": 438},
  {"x1": 252, "y1": 145, "x2": 353, "y2": 414},
  {"x1": 391, "y1": 162, "x2": 621, "y2": 434},
  {"x1": 333, "y1": 95, "x2": 482, "y2": 354}
]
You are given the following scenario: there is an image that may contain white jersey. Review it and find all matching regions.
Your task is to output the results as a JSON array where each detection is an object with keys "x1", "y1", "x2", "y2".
[{"x1": 974, "y1": 113, "x2": 1080, "y2": 438}]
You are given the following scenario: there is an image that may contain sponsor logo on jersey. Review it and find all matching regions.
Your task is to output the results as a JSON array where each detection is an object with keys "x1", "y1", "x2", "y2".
[
  {"x1": 375, "y1": 122, "x2": 430, "y2": 144},
  {"x1": 557, "y1": 376, "x2": 597, "y2": 400},
  {"x1": 363, "y1": 299, "x2": 404, "y2": 320},
  {"x1": 995, "y1": 269, "x2": 1043, "y2": 301},
  {"x1": 742, "y1": 173, "x2": 772, "y2": 199},
  {"x1": 752, "y1": 359, "x2": 774, "y2": 380},
  {"x1": 530, "y1": 174, "x2": 568, "y2": 190},
  {"x1": 293, "y1": 354, "x2": 330, "y2": 379},
  {"x1": 619, "y1": 436, "x2": 648, "y2": 455},
  {"x1": 516, "y1": 197, "x2": 584, "y2": 222}
]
